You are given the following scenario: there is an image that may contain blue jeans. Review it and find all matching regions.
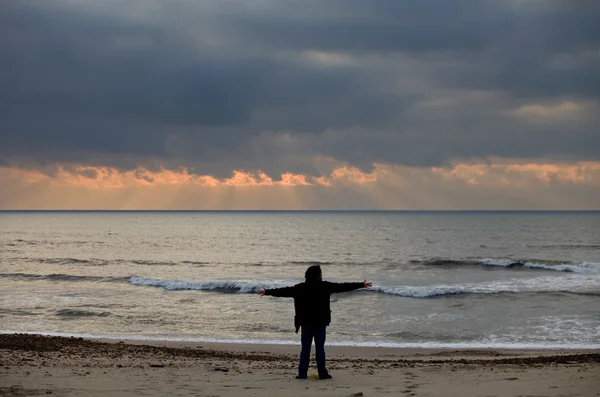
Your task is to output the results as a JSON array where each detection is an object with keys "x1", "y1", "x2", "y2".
[{"x1": 299, "y1": 325, "x2": 328, "y2": 378}]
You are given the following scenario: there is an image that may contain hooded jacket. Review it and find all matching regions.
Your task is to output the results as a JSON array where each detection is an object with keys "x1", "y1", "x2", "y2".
[{"x1": 264, "y1": 280, "x2": 364, "y2": 333}]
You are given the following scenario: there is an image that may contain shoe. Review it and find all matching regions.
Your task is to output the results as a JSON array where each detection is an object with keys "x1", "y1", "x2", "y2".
[
  {"x1": 319, "y1": 374, "x2": 333, "y2": 380},
  {"x1": 295, "y1": 375, "x2": 308, "y2": 379}
]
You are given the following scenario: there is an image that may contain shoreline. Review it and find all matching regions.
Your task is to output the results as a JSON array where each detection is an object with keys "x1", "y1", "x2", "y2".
[
  {"x1": 3, "y1": 332, "x2": 599, "y2": 368},
  {"x1": 0, "y1": 334, "x2": 600, "y2": 397},
  {"x1": 95, "y1": 338, "x2": 600, "y2": 362},
  {"x1": 2, "y1": 330, "x2": 599, "y2": 352},
  {"x1": 2, "y1": 333, "x2": 600, "y2": 396}
]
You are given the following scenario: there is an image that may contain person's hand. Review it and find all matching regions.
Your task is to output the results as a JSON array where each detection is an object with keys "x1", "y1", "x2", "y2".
[
  {"x1": 258, "y1": 289, "x2": 266, "y2": 295},
  {"x1": 363, "y1": 280, "x2": 372, "y2": 288}
]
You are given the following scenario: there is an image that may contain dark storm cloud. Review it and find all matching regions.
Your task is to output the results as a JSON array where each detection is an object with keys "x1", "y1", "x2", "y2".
[
  {"x1": 170, "y1": 0, "x2": 598, "y2": 53},
  {"x1": 0, "y1": 0, "x2": 599, "y2": 177}
]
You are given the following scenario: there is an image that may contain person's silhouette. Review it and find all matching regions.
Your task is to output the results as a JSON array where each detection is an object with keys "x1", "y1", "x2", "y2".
[{"x1": 259, "y1": 265, "x2": 372, "y2": 379}]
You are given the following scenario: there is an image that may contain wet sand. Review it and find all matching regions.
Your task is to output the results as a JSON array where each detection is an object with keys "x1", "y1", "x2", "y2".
[{"x1": 1, "y1": 333, "x2": 599, "y2": 396}]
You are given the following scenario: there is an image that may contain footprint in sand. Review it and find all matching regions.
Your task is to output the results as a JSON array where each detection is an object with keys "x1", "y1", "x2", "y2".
[{"x1": 401, "y1": 372, "x2": 420, "y2": 396}]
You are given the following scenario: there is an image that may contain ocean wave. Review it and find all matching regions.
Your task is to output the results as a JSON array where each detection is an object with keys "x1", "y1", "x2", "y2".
[
  {"x1": 18, "y1": 256, "x2": 366, "y2": 268},
  {"x1": 40, "y1": 257, "x2": 103, "y2": 265},
  {"x1": 526, "y1": 243, "x2": 600, "y2": 250},
  {"x1": 2, "y1": 331, "x2": 600, "y2": 350},
  {"x1": 56, "y1": 309, "x2": 110, "y2": 318},
  {"x1": 418, "y1": 258, "x2": 600, "y2": 274},
  {"x1": 181, "y1": 260, "x2": 209, "y2": 265},
  {"x1": 237, "y1": 260, "x2": 364, "y2": 268},
  {"x1": 414, "y1": 259, "x2": 468, "y2": 267},
  {"x1": 371, "y1": 276, "x2": 600, "y2": 298},
  {"x1": 129, "y1": 276, "x2": 291, "y2": 293},
  {"x1": 480, "y1": 259, "x2": 600, "y2": 274},
  {"x1": 0, "y1": 309, "x2": 42, "y2": 317},
  {"x1": 5, "y1": 239, "x2": 105, "y2": 247},
  {"x1": 18, "y1": 257, "x2": 210, "y2": 267},
  {"x1": 127, "y1": 259, "x2": 208, "y2": 267},
  {"x1": 128, "y1": 275, "x2": 600, "y2": 298},
  {"x1": 384, "y1": 330, "x2": 478, "y2": 342},
  {"x1": 129, "y1": 259, "x2": 181, "y2": 266},
  {"x1": 0, "y1": 272, "x2": 130, "y2": 283}
]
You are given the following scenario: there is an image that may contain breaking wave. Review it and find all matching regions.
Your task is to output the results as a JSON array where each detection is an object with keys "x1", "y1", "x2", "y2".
[
  {"x1": 7, "y1": 271, "x2": 597, "y2": 298},
  {"x1": 3, "y1": 331, "x2": 600, "y2": 349},
  {"x1": 0, "y1": 273, "x2": 130, "y2": 283},
  {"x1": 417, "y1": 258, "x2": 600, "y2": 274},
  {"x1": 129, "y1": 275, "x2": 600, "y2": 298},
  {"x1": 129, "y1": 276, "x2": 290, "y2": 293},
  {"x1": 19, "y1": 256, "x2": 597, "y2": 274},
  {"x1": 479, "y1": 259, "x2": 600, "y2": 274},
  {"x1": 370, "y1": 276, "x2": 600, "y2": 297}
]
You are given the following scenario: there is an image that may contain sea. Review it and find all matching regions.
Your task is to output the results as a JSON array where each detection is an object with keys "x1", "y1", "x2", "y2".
[{"x1": 1, "y1": 211, "x2": 599, "y2": 349}]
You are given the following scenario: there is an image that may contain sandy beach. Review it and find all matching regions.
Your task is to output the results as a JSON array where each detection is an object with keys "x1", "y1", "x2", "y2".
[{"x1": 1, "y1": 334, "x2": 598, "y2": 397}]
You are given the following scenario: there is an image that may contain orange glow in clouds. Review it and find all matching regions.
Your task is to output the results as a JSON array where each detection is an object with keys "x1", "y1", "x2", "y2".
[
  {"x1": 2, "y1": 160, "x2": 599, "y2": 210},
  {"x1": 5, "y1": 162, "x2": 600, "y2": 190}
]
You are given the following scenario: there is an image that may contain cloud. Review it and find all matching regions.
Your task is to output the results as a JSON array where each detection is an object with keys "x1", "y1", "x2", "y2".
[
  {"x1": 0, "y1": 0, "x2": 598, "y2": 185},
  {"x1": 1, "y1": 160, "x2": 599, "y2": 210},
  {"x1": 508, "y1": 100, "x2": 597, "y2": 118}
]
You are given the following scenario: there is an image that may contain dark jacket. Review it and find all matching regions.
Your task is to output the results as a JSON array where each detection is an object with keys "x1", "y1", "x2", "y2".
[{"x1": 265, "y1": 280, "x2": 364, "y2": 333}]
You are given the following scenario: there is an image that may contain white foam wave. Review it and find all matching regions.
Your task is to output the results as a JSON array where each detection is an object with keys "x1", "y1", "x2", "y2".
[
  {"x1": 480, "y1": 259, "x2": 600, "y2": 274},
  {"x1": 129, "y1": 275, "x2": 600, "y2": 298},
  {"x1": 2, "y1": 331, "x2": 599, "y2": 350},
  {"x1": 129, "y1": 276, "x2": 292, "y2": 293},
  {"x1": 373, "y1": 276, "x2": 600, "y2": 297}
]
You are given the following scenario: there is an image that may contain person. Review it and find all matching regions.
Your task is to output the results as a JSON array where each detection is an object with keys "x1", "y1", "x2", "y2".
[{"x1": 258, "y1": 265, "x2": 372, "y2": 380}]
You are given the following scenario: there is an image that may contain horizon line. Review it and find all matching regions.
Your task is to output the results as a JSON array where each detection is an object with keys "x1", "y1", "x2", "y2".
[{"x1": 1, "y1": 209, "x2": 599, "y2": 213}]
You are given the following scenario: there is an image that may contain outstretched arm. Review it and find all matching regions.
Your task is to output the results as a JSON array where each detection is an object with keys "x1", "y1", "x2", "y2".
[
  {"x1": 258, "y1": 285, "x2": 296, "y2": 297},
  {"x1": 327, "y1": 280, "x2": 372, "y2": 294}
]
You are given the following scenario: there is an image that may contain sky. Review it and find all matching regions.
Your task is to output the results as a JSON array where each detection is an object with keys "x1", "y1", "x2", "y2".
[{"x1": 1, "y1": 0, "x2": 599, "y2": 210}]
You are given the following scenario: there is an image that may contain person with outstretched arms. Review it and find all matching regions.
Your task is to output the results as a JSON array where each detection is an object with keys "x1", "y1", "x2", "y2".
[{"x1": 258, "y1": 265, "x2": 372, "y2": 380}]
